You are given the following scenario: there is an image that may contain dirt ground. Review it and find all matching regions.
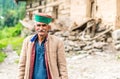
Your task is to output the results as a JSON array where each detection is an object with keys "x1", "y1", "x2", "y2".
[
  {"x1": 0, "y1": 51, "x2": 120, "y2": 79},
  {"x1": 67, "y1": 52, "x2": 120, "y2": 79}
]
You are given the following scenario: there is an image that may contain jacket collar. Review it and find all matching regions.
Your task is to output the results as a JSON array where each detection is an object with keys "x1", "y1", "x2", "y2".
[
  {"x1": 30, "y1": 34, "x2": 49, "y2": 42},
  {"x1": 30, "y1": 34, "x2": 38, "y2": 42}
]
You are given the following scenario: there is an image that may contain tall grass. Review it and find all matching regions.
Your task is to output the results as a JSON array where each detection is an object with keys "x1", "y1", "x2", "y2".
[
  {"x1": 0, "y1": 52, "x2": 7, "y2": 62},
  {"x1": 0, "y1": 23, "x2": 24, "y2": 62}
]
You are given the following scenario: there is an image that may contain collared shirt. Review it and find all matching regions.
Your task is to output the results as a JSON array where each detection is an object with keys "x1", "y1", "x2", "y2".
[{"x1": 32, "y1": 39, "x2": 47, "y2": 79}]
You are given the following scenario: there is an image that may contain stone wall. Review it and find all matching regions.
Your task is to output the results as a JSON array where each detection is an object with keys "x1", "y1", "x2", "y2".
[
  {"x1": 96, "y1": 0, "x2": 116, "y2": 26},
  {"x1": 51, "y1": 30, "x2": 113, "y2": 55},
  {"x1": 112, "y1": 29, "x2": 120, "y2": 50},
  {"x1": 70, "y1": 0, "x2": 87, "y2": 25},
  {"x1": 69, "y1": 0, "x2": 116, "y2": 28},
  {"x1": 24, "y1": 0, "x2": 117, "y2": 30}
]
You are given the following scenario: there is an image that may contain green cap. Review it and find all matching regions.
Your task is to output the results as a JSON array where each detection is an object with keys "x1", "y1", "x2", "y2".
[{"x1": 34, "y1": 14, "x2": 52, "y2": 24}]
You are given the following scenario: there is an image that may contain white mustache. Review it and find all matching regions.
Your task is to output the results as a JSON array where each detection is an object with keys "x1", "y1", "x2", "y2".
[{"x1": 37, "y1": 30, "x2": 46, "y2": 32}]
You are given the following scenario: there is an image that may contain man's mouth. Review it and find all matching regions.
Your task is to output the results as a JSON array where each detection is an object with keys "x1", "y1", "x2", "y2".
[{"x1": 37, "y1": 30, "x2": 46, "y2": 32}]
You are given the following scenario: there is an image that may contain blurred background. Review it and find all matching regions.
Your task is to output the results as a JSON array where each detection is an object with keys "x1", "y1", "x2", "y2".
[
  {"x1": 1, "y1": 0, "x2": 120, "y2": 79},
  {"x1": 0, "y1": 0, "x2": 25, "y2": 62}
]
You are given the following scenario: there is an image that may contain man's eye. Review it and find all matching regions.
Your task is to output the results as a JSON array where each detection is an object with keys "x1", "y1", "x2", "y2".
[
  {"x1": 37, "y1": 24, "x2": 41, "y2": 26},
  {"x1": 36, "y1": 24, "x2": 47, "y2": 26},
  {"x1": 42, "y1": 24, "x2": 47, "y2": 26}
]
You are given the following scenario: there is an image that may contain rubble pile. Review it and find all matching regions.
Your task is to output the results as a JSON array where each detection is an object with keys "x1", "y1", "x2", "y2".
[
  {"x1": 20, "y1": 18, "x2": 117, "y2": 55},
  {"x1": 48, "y1": 18, "x2": 118, "y2": 55},
  {"x1": 51, "y1": 29, "x2": 113, "y2": 55},
  {"x1": 112, "y1": 29, "x2": 120, "y2": 50}
]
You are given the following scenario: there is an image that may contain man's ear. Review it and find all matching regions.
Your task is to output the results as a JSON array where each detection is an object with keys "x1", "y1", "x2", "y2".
[
  {"x1": 48, "y1": 25, "x2": 51, "y2": 30},
  {"x1": 34, "y1": 25, "x2": 36, "y2": 30}
]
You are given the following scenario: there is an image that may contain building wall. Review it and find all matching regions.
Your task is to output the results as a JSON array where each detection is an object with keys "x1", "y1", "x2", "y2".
[
  {"x1": 96, "y1": 0, "x2": 116, "y2": 26},
  {"x1": 43, "y1": 0, "x2": 71, "y2": 27},
  {"x1": 69, "y1": 0, "x2": 116, "y2": 27},
  {"x1": 70, "y1": 0, "x2": 87, "y2": 26},
  {"x1": 116, "y1": 0, "x2": 120, "y2": 29},
  {"x1": 25, "y1": 0, "x2": 117, "y2": 29},
  {"x1": 57, "y1": 0, "x2": 71, "y2": 27}
]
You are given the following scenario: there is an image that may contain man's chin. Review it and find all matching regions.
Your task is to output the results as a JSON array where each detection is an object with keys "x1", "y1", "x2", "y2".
[{"x1": 38, "y1": 33, "x2": 46, "y2": 37}]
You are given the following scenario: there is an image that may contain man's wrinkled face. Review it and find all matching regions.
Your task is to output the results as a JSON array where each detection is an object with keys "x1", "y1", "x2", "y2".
[{"x1": 34, "y1": 22, "x2": 50, "y2": 37}]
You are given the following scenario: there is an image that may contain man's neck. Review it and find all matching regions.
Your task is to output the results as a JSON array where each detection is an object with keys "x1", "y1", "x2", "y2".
[{"x1": 38, "y1": 35, "x2": 46, "y2": 43}]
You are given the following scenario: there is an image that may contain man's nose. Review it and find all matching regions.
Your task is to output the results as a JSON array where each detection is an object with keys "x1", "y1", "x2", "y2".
[{"x1": 39, "y1": 26, "x2": 44, "y2": 30}]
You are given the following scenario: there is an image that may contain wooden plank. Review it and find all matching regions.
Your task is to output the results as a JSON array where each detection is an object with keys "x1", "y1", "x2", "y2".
[
  {"x1": 91, "y1": 27, "x2": 112, "y2": 40},
  {"x1": 71, "y1": 19, "x2": 92, "y2": 31}
]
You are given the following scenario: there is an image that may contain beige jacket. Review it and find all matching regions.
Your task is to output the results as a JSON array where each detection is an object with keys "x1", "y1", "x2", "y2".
[{"x1": 17, "y1": 34, "x2": 68, "y2": 79}]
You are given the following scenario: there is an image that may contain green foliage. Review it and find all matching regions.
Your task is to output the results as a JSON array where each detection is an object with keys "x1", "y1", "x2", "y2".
[
  {"x1": 10, "y1": 37, "x2": 24, "y2": 56},
  {"x1": 0, "y1": 38, "x2": 9, "y2": 49},
  {"x1": 14, "y1": 59, "x2": 19, "y2": 64},
  {"x1": 0, "y1": 33, "x2": 24, "y2": 63},
  {"x1": 0, "y1": 0, "x2": 26, "y2": 28},
  {"x1": 0, "y1": 23, "x2": 23, "y2": 40},
  {"x1": 0, "y1": 23, "x2": 24, "y2": 57},
  {"x1": 0, "y1": 52, "x2": 7, "y2": 62},
  {"x1": 117, "y1": 55, "x2": 120, "y2": 60},
  {"x1": 0, "y1": 37, "x2": 24, "y2": 55}
]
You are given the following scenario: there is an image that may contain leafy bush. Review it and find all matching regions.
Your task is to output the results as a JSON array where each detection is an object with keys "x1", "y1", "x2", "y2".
[
  {"x1": 0, "y1": 52, "x2": 7, "y2": 62},
  {"x1": 14, "y1": 59, "x2": 19, "y2": 64},
  {"x1": 0, "y1": 37, "x2": 24, "y2": 55},
  {"x1": 0, "y1": 23, "x2": 23, "y2": 40},
  {"x1": 0, "y1": 0, "x2": 26, "y2": 28},
  {"x1": 0, "y1": 36, "x2": 24, "y2": 63},
  {"x1": 0, "y1": 23, "x2": 24, "y2": 62},
  {"x1": 10, "y1": 37, "x2": 24, "y2": 55},
  {"x1": 0, "y1": 38, "x2": 9, "y2": 49}
]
